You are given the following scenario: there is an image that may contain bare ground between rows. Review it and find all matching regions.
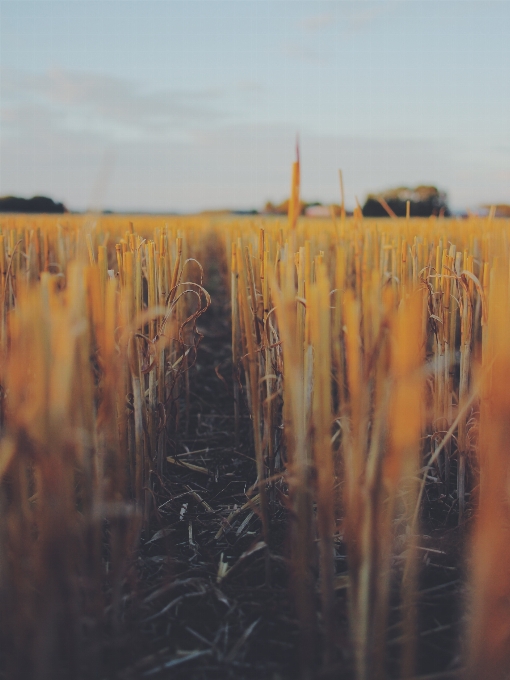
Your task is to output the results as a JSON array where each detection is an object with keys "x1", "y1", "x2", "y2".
[{"x1": 111, "y1": 235, "x2": 467, "y2": 680}]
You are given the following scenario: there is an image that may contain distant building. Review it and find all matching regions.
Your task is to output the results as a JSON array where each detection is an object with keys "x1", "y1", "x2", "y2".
[{"x1": 304, "y1": 205, "x2": 331, "y2": 218}]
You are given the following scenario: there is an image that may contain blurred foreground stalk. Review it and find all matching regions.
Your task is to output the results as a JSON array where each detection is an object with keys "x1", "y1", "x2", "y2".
[{"x1": 0, "y1": 216, "x2": 209, "y2": 679}]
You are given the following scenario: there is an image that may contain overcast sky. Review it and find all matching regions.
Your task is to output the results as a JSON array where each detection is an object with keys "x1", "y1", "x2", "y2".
[{"x1": 1, "y1": 0, "x2": 509, "y2": 212}]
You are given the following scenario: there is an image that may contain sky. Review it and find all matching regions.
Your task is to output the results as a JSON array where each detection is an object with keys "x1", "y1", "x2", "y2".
[{"x1": 1, "y1": 0, "x2": 509, "y2": 213}]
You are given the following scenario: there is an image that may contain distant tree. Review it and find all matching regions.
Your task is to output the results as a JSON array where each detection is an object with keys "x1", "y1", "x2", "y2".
[
  {"x1": 264, "y1": 199, "x2": 291, "y2": 215},
  {"x1": 362, "y1": 186, "x2": 450, "y2": 218},
  {"x1": 0, "y1": 196, "x2": 67, "y2": 213}
]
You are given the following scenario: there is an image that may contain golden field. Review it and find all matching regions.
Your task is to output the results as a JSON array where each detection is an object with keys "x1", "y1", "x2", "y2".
[{"x1": 0, "y1": 207, "x2": 509, "y2": 679}]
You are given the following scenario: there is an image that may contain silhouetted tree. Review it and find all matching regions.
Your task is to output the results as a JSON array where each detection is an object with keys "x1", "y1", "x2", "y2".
[
  {"x1": 0, "y1": 196, "x2": 67, "y2": 213},
  {"x1": 362, "y1": 186, "x2": 450, "y2": 218}
]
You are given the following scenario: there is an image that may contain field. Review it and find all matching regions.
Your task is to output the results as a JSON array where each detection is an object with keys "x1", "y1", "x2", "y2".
[{"x1": 0, "y1": 206, "x2": 509, "y2": 680}]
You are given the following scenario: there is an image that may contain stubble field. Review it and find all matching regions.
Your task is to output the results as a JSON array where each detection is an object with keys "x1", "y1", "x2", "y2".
[{"x1": 0, "y1": 208, "x2": 509, "y2": 680}]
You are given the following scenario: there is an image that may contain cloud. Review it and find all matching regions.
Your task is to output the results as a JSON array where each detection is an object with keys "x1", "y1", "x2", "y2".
[
  {"x1": 347, "y1": 1, "x2": 401, "y2": 31},
  {"x1": 295, "y1": 3, "x2": 400, "y2": 39},
  {"x1": 299, "y1": 12, "x2": 336, "y2": 32},
  {"x1": 1, "y1": 68, "x2": 227, "y2": 144},
  {"x1": 288, "y1": 3, "x2": 399, "y2": 62}
]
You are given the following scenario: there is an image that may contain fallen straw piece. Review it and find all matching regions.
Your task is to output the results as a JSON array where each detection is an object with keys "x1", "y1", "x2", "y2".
[
  {"x1": 215, "y1": 493, "x2": 261, "y2": 539},
  {"x1": 183, "y1": 485, "x2": 214, "y2": 513},
  {"x1": 166, "y1": 455, "x2": 212, "y2": 476}
]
